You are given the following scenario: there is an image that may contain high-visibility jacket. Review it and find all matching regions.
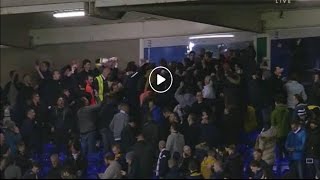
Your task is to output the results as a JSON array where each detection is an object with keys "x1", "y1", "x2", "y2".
[{"x1": 96, "y1": 75, "x2": 104, "y2": 102}]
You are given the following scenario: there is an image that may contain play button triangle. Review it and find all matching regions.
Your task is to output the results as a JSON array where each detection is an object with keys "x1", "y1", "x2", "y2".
[{"x1": 157, "y1": 74, "x2": 166, "y2": 85}]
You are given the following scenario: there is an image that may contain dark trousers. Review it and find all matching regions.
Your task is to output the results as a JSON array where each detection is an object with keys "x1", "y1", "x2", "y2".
[
  {"x1": 290, "y1": 160, "x2": 304, "y2": 179},
  {"x1": 80, "y1": 131, "x2": 97, "y2": 155},
  {"x1": 99, "y1": 128, "x2": 114, "y2": 153}
]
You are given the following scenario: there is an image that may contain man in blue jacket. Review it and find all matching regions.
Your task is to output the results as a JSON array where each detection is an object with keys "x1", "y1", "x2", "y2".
[{"x1": 285, "y1": 120, "x2": 307, "y2": 179}]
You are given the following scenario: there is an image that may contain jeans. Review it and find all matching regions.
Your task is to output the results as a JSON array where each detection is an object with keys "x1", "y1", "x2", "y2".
[
  {"x1": 99, "y1": 128, "x2": 114, "y2": 153},
  {"x1": 290, "y1": 160, "x2": 304, "y2": 179},
  {"x1": 80, "y1": 131, "x2": 97, "y2": 155}
]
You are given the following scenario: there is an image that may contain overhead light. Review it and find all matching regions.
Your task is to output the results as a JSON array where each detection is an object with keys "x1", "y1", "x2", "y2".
[
  {"x1": 189, "y1": 34, "x2": 234, "y2": 40},
  {"x1": 53, "y1": 10, "x2": 85, "y2": 18}
]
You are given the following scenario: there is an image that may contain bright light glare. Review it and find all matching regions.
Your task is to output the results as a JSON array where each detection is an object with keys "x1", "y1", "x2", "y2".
[
  {"x1": 189, "y1": 42, "x2": 195, "y2": 51},
  {"x1": 189, "y1": 34, "x2": 234, "y2": 40},
  {"x1": 53, "y1": 11, "x2": 85, "y2": 18}
]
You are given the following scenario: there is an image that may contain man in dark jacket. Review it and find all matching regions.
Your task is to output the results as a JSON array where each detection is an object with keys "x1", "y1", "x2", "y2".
[
  {"x1": 132, "y1": 132, "x2": 154, "y2": 179},
  {"x1": 21, "y1": 108, "x2": 38, "y2": 153},
  {"x1": 50, "y1": 97, "x2": 74, "y2": 151},
  {"x1": 41, "y1": 70, "x2": 63, "y2": 107},
  {"x1": 15, "y1": 142, "x2": 31, "y2": 175},
  {"x1": 224, "y1": 145, "x2": 243, "y2": 179},
  {"x1": 22, "y1": 162, "x2": 40, "y2": 179},
  {"x1": 77, "y1": 97, "x2": 99, "y2": 155},
  {"x1": 305, "y1": 119, "x2": 320, "y2": 179},
  {"x1": 142, "y1": 113, "x2": 159, "y2": 149},
  {"x1": 199, "y1": 111, "x2": 221, "y2": 148},
  {"x1": 156, "y1": 140, "x2": 170, "y2": 178},
  {"x1": 98, "y1": 94, "x2": 119, "y2": 153},
  {"x1": 13, "y1": 74, "x2": 34, "y2": 126},
  {"x1": 77, "y1": 59, "x2": 93, "y2": 89},
  {"x1": 47, "y1": 154, "x2": 62, "y2": 179},
  {"x1": 3, "y1": 120, "x2": 21, "y2": 155},
  {"x1": 269, "y1": 66, "x2": 285, "y2": 100},
  {"x1": 2, "y1": 70, "x2": 20, "y2": 107},
  {"x1": 185, "y1": 113, "x2": 200, "y2": 149},
  {"x1": 191, "y1": 92, "x2": 210, "y2": 117},
  {"x1": 121, "y1": 120, "x2": 137, "y2": 153},
  {"x1": 64, "y1": 141, "x2": 88, "y2": 178}
]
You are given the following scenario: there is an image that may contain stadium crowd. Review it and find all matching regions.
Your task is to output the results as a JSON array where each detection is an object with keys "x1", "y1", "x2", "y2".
[{"x1": 0, "y1": 46, "x2": 319, "y2": 179}]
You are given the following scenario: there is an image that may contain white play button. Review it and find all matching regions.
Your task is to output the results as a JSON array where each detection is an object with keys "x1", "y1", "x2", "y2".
[
  {"x1": 148, "y1": 66, "x2": 173, "y2": 94},
  {"x1": 157, "y1": 74, "x2": 166, "y2": 85}
]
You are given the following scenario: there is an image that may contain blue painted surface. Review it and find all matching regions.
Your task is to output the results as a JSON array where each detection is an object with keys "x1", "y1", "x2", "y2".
[{"x1": 144, "y1": 46, "x2": 187, "y2": 64}]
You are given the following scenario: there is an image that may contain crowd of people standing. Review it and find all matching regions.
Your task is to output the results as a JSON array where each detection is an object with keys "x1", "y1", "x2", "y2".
[{"x1": 0, "y1": 46, "x2": 319, "y2": 179}]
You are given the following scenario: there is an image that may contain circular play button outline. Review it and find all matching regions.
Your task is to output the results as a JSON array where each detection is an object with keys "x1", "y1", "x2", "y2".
[{"x1": 148, "y1": 66, "x2": 173, "y2": 94}]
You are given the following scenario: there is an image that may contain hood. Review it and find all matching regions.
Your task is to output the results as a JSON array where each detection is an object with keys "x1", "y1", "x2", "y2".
[{"x1": 275, "y1": 104, "x2": 288, "y2": 111}]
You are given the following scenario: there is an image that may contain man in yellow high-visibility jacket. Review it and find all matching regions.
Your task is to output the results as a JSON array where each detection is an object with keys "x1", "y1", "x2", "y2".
[{"x1": 93, "y1": 67, "x2": 111, "y2": 103}]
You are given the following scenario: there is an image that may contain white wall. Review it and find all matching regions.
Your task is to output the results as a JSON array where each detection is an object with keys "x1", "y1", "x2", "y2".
[
  {"x1": 0, "y1": 39, "x2": 139, "y2": 86},
  {"x1": 262, "y1": 9, "x2": 320, "y2": 30},
  {"x1": 30, "y1": 19, "x2": 233, "y2": 45}
]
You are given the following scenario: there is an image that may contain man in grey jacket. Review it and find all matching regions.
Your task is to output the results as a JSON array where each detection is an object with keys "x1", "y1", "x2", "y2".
[
  {"x1": 99, "y1": 152, "x2": 122, "y2": 179},
  {"x1": 109, "y1": 103, "x2": 129, "y2": 142},
  {"x1": 77, "y1": 97, "x2": 100, "y2": 155}
]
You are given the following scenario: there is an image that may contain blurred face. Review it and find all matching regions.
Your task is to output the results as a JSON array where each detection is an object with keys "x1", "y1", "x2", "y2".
[
  {"x1": 204, "y1": 76, "x2": 210, "y2": 85},
  {"x1": 57, "y1": 97, "x2": 65, "y2": 107},
  {"x1": 169, "y1": 114, "x2": 177, "y2": 123},
  {"x1": 82, "y1": 97, "x2": 89, "y2": 106},
  {"x1": 51, "y1": 156, "x2": 59, "y2": 167},
  {"x1": 112, "y1": 146, "x2": 120, "y2": 155},
  {"x1": 310, "y1": 122, "x2": 318, "y2": 130},
  {"x1": 84, "y1": 62, "x2": 91, "y2": 71},
  {"x1": 291, "y1": 124, "x2": 299, "y2": 132},
  {"x1": 274, "y1": 67, "x2": 283, "y2": 76},
  {"x1": 64, "y1": 69, "x2": 72, "y2": 77},
  {"x1": 213, "y1": 162, "x2": 221, "y2": 172},
  {"x1": 40, "y1": 62, "x2": 48, "y2": 72},
  {"x1": 18, "y1": 144, "x2": 26, "y2": 153},
  {"x1": 53, "y1": 71, "x2": 61, "y2": 80},
  {"x1": 32, "y1": 166, "x2": 40, "y2": 174},
  {"x1": 24, "y1": 75, "x2": 32, "y2": 85},
  {"x1": 28, "y1": 110, "x2": 36, "y2": 119},
  {"x1": 102, "y1": 68, "x2": 111, "y2": 78},
  {"x1": 183, "y1": 146, "x2": 191, "y2": 156},
  {"x1": 88, "y1": 76, "x2": 94, "y2": 84},
  {"x1": 33, "y1": 94, "x2": 40, "y2": 103},
  {"x1": 253, "y1": 151, "x2": 262, "y2": 161},
  {"x1": 250, "y1": 166, "x2": 259, "y2": 174},
  {"x1": 126, "y1": 158, "x2": 132, "y2": 165},
  {"x1": 148, "y1": 101, "x2": 154, "y2": 109},
  {"x1": 196, "y1": 92, "x2": 203, "y2": 102}
]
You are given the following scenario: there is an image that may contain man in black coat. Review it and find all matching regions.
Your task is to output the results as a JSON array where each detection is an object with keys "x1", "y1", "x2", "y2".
[
  {"x1": 191, "y1": 91, "x2": 211, "y2": 117},
  {"x1": 98, "y1": 94, "x2": 119, "y2": 152},
  {"x1": 224, "y1": 145, "x2": 243, "y2": 179},
  {"x1": 185, "y1": 113, "x2": 201, "y2": 149},
  {"x1": 155, "y1": 140, "x2": 170, "y2": 178},
  {"x1": 64, "y1": 141, "x2": 88, "y2": 178},
  {"x1": 47, "y1": 154, "x2": 62, "y2": 179},
  {"x1": 41, "y1": 70, "x2": 63, "y2": 107},
  {"x1": 121, "y1": 120, "x2": 137, "y2": 153},
  {"x1": 132, "y1": 132, "x2": 154, "y2": 179},
  {"x1": 306, "y1": 119, "x2": 320, "y2": 179},
  {"x1": 22, "y1": 162, "x2": 40, "y2": 179}
]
